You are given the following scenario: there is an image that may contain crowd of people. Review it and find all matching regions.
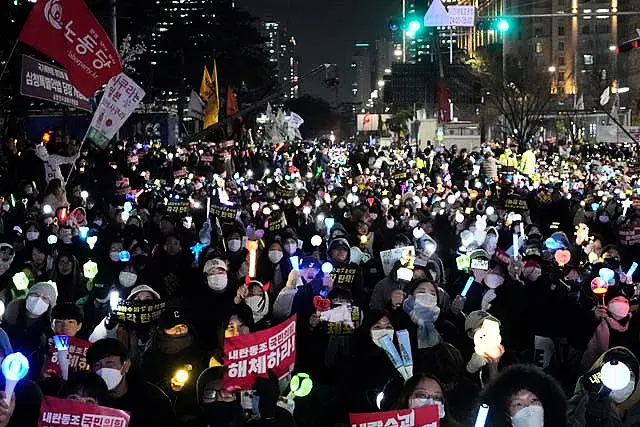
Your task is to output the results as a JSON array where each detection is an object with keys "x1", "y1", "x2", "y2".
[{"x1": 0, "y1": 130, "x2": 637, "y2": 427}]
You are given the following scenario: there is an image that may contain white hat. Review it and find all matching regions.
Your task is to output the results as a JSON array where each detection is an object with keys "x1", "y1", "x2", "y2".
[
  {"x1": 128, "y1": 284, "x2": 161, "y2": 300},
  {"x1": 203, "y1": 258, "x2": 228, "y2": 275}
]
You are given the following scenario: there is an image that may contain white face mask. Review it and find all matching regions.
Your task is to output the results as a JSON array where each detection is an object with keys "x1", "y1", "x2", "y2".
[
  {"x1": 484, "y1": 273, "x2": 504, "y2": 289},
  {"x1": 207, "y1": 274, "x2": 228, "y2": 292},
  {"x1": 109, "y1": 251, "x2": 121, "y2": 262},
  {"x1": 26, "y1": 295, "x2": 49, "y2": 316},
  {"x1": 610, "y1": 375, "x2": 636, "y2": 403},
  {"x1": 118, "y1": 271, "x2": 137, "y2": 288},
  {"x1": 408, "y1": 219, "x2": 419, "y2": 228},
  {"x1": 96, "y1": 367, "x2": 123, "y2": 390},
  {"x1": 409, "y1": 398, "x2": 445, "y2": 419},
  {"x1": 227, "y1": 239, "x2": 241, "y2": 252},
  {"x1": 94, "y1": 219, "x2": 104, "y2": 227},
  {"x1": 415, "y1": 292, "x2": 438, "y2": 308},
  {"x1": 386, "y1": 220, "x2": 395, "y2": 229},
  {"x1": 26, "y1": 231, "x2": 40, "y2": 241},
  {"x1": 245, "y1": 295, "x2": 268, "y2": 322},
  {"x1": 511, "y1": 405, "x2": 544, "y2": 427},
  {"x1": 371, "y1": 328, "x2": 394, "y2": 348},
  {"x1": 608, "y1": 300, "x2": 630, "y2": 320},
  {"x1": 285, "y1": 243, "x2": 298, "y2": 255},
  {"x1": 268, "y1": 251, "x2": 283, "y2": 264}
]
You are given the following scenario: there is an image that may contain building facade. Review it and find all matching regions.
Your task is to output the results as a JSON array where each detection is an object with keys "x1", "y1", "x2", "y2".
[{"x1": 262, "y1": 19, "x2": 299, "y2": 100}]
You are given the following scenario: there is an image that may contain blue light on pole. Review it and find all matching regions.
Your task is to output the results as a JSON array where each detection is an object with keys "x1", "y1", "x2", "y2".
[{"x1": 497, "y1": 19, "x2": 509, "y2": 32}]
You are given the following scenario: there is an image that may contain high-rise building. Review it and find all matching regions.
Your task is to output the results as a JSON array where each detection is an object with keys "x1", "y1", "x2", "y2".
[
  {"x1": 262, "y1": 19, "x2": 299, "y2": 100},
  {"x1": 351, "y1": 43, "x2": 373, "y2": 105},
  {"x1": 617, "y1": 0, "x2": 640, "y2": 117}
]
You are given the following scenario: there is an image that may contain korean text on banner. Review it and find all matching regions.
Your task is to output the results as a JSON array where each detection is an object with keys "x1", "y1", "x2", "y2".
[
  {"x1": 20, "y1": 55, "x2": 91, "y2": 111},
  {"x1": 379, "y1": 246, "x2": 415, "y2": 276},
  {"x1": 43, "y1": 336, "x2": 91, "y2": 378},
  {"x1": 223, "y1": 315, "x2": 297, "y2": 392},
  {"x1": 38, "y1": 396, "x2": 130, "y2": 427},
  {"x1": 349, "y1": 406, "x2": 440, "y2": 427},
  {"x1": 18, "y1": 0, "x2": 122, "y2": 97},
  {"x1": 86, "y1": 73, "x2": 145, "y2": 148}
]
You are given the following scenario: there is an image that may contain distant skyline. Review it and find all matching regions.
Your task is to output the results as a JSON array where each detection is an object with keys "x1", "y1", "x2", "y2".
[{"x1": 244, "y1": 0, "x2": 397, "y2": 103}]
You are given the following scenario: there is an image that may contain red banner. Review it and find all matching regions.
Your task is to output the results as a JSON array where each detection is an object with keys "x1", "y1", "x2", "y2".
[
  {"x1": 43, "y1": 336, "x2": 91, "y2": 378},
  {"x1": 349, "y1": 406, "x2": 440, "y2": 427},
  {"x1": 223, "y1": 315, "x2": 296, "y2": 392},
  {"x1": 38, "y1": 396, "x2": 130, "y2": 427},
  {"x1": 19, "y1": 0, "x2": 122, "y2": 97}
]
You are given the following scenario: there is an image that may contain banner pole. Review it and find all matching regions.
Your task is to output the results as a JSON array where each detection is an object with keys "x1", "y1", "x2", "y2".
[
  {"x1": 64, "y1": 127, "x2": 91, "y2": 184},
  {"x1": 0, "y1": 40, "x2": 19, "y2": 85}
]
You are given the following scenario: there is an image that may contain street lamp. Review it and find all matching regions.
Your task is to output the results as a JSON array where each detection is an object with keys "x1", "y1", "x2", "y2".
[
  {"x1": 497, "y1": 19, "x2": 510, "y2": 32},
  {"x1": 377, "y1": 80, "x2": 385, "y2": 88},
  {"x1": 609, "y1": 45, "x2": 617, "y2": 52},
  {"x1": 548, "y1": 66, "x2": 557, "y2": 73}
]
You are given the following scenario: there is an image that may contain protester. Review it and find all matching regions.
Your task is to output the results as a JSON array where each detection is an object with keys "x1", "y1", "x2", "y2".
[{"x1": 87, "y1": 338, "x2": 177, "y2": 427}]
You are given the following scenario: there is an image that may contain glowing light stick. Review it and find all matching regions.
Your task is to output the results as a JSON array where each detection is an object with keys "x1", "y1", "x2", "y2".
[
  {"x1": 287, "y1": 373, "x2": 313, "y2": 399},
  {"x1": 190, "y1": 242, "x2": 207, "y2": 263},
  {"x1": 53, "y1": 335, "x2": 69, "y2": 380},
  {"x1": 621, "y1": 199, "x2": 633, "y2": 217},
  {"x1": 512, "y1": 233, "x2": 519, "y2": 258},
  {"x1": 599, "y1": 268, "x2": 615, "y2": 284},
  {"x1": 43, "y1": 204, "x2": 52, "y2": 215},
  {"x1": 290, "y1": 256, "x2": 299, "y2": 271},
  {"x1": 461, "y1": 276, "x2": 474, "y2": 298},
  {"x1": 626, "y1": 262, "x2": 638, "y2": 278},
  {"x1": 321, "y1": 262, "x2": 333, "y2": 274},
  {"x1": 591, "y1": 277, "x2": 608, "y2": 306},
  {"x1": 324, "y1": 217, "x2": 335, "y2": 233},
  {"x1": 474, "y1": 404, "x2": 490, "y2": 427},
  {"x1": 83, "y1": 260, "x2": 98, "y2": 280},
  {"x1": 79, "y1": 226, "x2": 89, "y2": 239},
  {"x1": 2, "y1": 352, "x2": 29, "y2": 403},
  {"x1": 12, "y1": 272, "x2": 29, "y2": 291},
  {"x1": 119, "y1": 251, "x2": 131, "y2": 263},
  {"x1": 87, "y1": 235, "x2": 98, "y2": 250},
  {"x1": 247, "y1": 241, "x2": 258, "y2": 277},
  {"x1": 206, "y1": 197, "x2": 211, "y2": 219},
  {"x1": 311, "y1": 235, "x2": 322, "y2": 247},
  {"x1": 601, "y1": 360, "x2": 631, "y2": 391},
  {"x1": 109, "y1": 290, "x2": 120, "y2": 311},
  {"x1": 396, "y1": 330, "x2": 413, "y2": 380}
]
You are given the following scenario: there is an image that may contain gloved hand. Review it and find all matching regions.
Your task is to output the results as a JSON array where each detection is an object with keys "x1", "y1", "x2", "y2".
[{"x1": 254, "y1": 370, "x2": 280, "y2": 421}]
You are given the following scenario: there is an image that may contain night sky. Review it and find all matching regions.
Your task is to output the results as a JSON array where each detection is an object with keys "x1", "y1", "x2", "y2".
[{"x1": 244, "y1": 0, "x2": 398, "y2": 103}]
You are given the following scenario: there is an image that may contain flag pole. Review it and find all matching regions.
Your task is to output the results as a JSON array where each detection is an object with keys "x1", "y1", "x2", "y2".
[
  {"x1": 0, "y1": 40, "x2": 19, "y2": 84},
  {"x1": 64, "y1": 127, "x2": 91, "y2": 184}
]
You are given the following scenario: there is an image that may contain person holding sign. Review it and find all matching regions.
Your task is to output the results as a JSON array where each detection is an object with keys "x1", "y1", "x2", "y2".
[
  {"x1": 394, "y1": 373, "x2": 462, "y2": 427},
  {"x1": 87, "y1": 338, "x2": 177, "y2": 427}
]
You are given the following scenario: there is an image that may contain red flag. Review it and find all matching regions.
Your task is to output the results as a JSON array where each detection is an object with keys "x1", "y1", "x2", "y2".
[
  {"x1": 226, "y1": 86, "x2": 239, "y2": 116},
  {"x1": 18, "y1": 0, "x2": 122, "y2": 97},
  {"x1": 362, "y1": 112, "x2": 371, "y2": 125}
]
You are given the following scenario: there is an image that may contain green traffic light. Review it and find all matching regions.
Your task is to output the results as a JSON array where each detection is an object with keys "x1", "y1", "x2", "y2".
[
  {"x1": 497, "y1": 19, "x2": 509, "y2": 32},
  {"x1": 408, "y1": 20, "x2": 421, "y2": 32}
]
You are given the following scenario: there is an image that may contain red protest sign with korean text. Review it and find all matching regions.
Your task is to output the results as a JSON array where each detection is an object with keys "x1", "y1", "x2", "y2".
[
  {"x1": 43, "y1": 336, "x2": 91, "y2": 378},
  {"x1": 19, "y1": 0, "x2": 122, "y2": 97},
  {"x1": 38, "y1": 396, "x2": 130, "y2": 427},
  {"x1": 349, "y1": 406, "x2": 440, "y2": 427},
  {"x1": 223, "y1": 315, "x2": 296, "y2": 392}
]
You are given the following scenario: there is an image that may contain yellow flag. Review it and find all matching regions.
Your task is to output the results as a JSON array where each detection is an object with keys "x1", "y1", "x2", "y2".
[
  {"x1": 203, "y1": 60, "x2": 219, "y2": 129},
  {"x1": 199, "y1": 66, "x2": 212, "y2": 102}
]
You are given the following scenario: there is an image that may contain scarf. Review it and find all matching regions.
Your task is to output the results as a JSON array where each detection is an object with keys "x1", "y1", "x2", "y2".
[
  {"x1": 402, "y1": 296, "x2": 441, "y2": 349},
  {"x1": 156, "y1": 332, "x2": 194, "y2": 355},
  {"x1": 581, "y1": 314, "x2": 632, "y2": 372}
]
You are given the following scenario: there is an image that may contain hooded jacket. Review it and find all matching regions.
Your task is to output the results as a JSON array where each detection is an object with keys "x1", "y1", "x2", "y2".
[{"x1": 568, "y1": 347, "x2": 640, "y2": 427}]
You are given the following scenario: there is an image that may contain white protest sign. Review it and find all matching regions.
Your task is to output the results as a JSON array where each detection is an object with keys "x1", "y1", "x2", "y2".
[
  {"x1": 448, "y1": 6, "x2": 475, "y2": 27},
  {"x1": 534, "y1": 336, "x2": 555, "y2": 369},
  {"x1": 87, "y1": 73, "x2": 145, "y2": 148},
  {"x1": 380, "y1": 246, "x2": 415, "y2": 276}
]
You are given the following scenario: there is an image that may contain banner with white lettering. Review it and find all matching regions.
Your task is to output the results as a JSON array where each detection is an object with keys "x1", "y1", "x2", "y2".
[
  {"x1": 38, "y1": 396, "x2": 130, "y2": 427},
  {"x1": 349, "y1": 406, "x2": 439, "y2": 427},
  {"x1": 223, "y1": 315, "x2": 296, "y2": 392},
  {"x1": 86, "y1": 73, "x2": 145, "y2": 148}
]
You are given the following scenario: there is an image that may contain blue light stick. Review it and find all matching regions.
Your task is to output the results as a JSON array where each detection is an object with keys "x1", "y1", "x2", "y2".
[
  {"x1": 626, "y1": 262, "x2": 638, "y2": 278},
  {"x1": 53, "y1": 335, "x2": 69, "y2": 351},
  {"x1": 290, "y1": 256, "x2": 299, "y2": 271},
  {"x1": 474, "y1": 404, "x2": 490, "y2": 427},
  {"x1": 324, "y1": 217, "x2": 335, "y2": 232},
  {"x1": 119, "y1": 250, "x2": 131, "y2": 263},
  {"x1": 2, "y1": 352, "x2": 29, "y2": 404},
  {"x1": 461, "y1": 276, "x2": 474, "y2": 298},
  {"x1": 599, "y1": 268, "x2": 615, "y2": 284},
  {"x1": 79, "y1": 226, "x2": 89, "y2": 240},
  {"x1": 190, "y1": 242, "x2": 208, "y2": 262},
  {"x1": 322, "y1": 262, "x2": 333, "y2": 274}
]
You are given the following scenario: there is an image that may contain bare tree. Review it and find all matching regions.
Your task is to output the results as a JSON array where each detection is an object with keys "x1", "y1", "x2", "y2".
[{"x1": 464, "y1": 51, "x2": 554, "y2": 150}]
